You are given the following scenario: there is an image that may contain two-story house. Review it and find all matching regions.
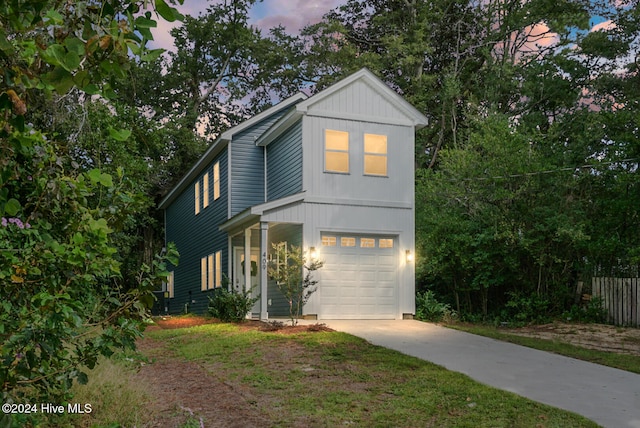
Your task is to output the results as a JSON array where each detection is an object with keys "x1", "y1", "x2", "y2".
[{"x1": 159, "y1": 68, "x2": 428, "y2": 319}]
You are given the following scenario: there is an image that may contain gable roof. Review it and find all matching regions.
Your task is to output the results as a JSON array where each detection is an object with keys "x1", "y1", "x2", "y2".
[
  {"x1": 297, "y1": 68, "x2": 428, "y2": 129},
  {"x1": 256, "y1": 68, "x2": 429, "y2": 147},
  {"x1": 158, "y1": 93, "x2": 307, "y2": 210}
]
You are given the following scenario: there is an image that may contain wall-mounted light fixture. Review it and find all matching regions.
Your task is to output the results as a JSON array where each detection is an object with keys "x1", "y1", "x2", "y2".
[
  {"x1": 406, "y1": 250, "x2": 414, "y2": 263},
  {"x1": 309, "y1": 246, "x2": 318, "y2": 260}
]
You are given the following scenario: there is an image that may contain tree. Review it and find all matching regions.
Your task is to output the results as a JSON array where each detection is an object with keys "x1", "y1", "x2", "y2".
[
  {"x1": 0, "y1": 0, "x2": 182, "y2": 411},
  {"x1": 268, "y1": 243, "x2": 323, "y2": 326}
]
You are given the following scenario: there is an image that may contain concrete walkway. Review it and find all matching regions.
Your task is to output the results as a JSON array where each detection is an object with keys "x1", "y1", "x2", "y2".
[{"x1": 303, "y1": 319, "x2": 640, "y2": 428}]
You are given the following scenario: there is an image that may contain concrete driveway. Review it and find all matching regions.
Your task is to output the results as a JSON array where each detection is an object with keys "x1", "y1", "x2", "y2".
[{"x1": 305, "y1": 319, "x2": 640, "y2": 428}]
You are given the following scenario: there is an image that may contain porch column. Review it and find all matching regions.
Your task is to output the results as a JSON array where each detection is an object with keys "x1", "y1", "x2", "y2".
[
  {"x1": 244, "y1": 227, "x2": 251, "y2": 294},
  {"x1": 260, "y1": 222, "x2": 269, "y2": 319}
]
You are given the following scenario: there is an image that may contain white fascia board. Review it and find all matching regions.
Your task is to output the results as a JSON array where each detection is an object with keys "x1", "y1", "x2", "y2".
[
  {"x1": 220, "y1": 92, "x2": 307, "y2": 141},
  {"x1": 255, "y1": 108, "x2": 302, "y2": 147}
]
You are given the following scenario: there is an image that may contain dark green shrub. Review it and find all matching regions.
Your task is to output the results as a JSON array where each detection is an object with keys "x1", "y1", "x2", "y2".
[
  {"x1": 502, "y1": 291, "x2": 551, "y2": 324},
  {"x1": 208, "y1": 287, "x2": 259, "y2": 322},
  {"x1": 415, "y1": 290, "x2": 456, "y2": 322},
  {"x1": 562, "y1": 297, "x2": 608, "y2": 324}
]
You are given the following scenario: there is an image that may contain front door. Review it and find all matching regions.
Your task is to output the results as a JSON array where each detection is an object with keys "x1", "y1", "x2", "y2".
[{"x1": 234, "y1": 248, "x2": 260, "y2": 314}]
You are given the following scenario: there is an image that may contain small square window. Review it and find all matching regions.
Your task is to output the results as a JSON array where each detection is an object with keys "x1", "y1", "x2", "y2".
[
  {"x1": 322, "y1": 236, "x2": 337, "y2": 246},
  {"x1": 360, "y1": 238, "x2": 376, "y2": 248},
  {"x1": 341, "y1": 237, "x2": 356, "y2": 247}
]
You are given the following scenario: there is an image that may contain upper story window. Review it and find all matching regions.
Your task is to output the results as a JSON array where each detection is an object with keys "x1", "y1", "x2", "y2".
[
  {"x1": 194, "y1": 181, "x2": 200, "y2": 215},
  {"x1": 324, "y1": 129, "x2": 349, "y2": 173},
  {"x1": 213, "y1": 161, "x2": 220, "y2": 200},
  {"x1": 364, "y1": 133, "x2": 387, "y2": 176},
  {"x1": 203, "y1": 172, "x2": 209, "y2": 209}
]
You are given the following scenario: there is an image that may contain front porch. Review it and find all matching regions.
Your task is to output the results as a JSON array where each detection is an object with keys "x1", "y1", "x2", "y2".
[{"x1": 227, "y1": 221, "x2": 303, "y2": 320}]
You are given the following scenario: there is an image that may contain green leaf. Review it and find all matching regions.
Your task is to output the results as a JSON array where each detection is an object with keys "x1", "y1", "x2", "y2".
[
  {"x1": 141, "y1": 48, "x2": 164, "y2": 62},
  {"x1": 154, "y1": 0, "x2": 184, "y2": 22},
  {"x1": 108, "y1": 127, "x2": 131, "y2": 141},
  {"x1": 0, "y1": 28, "x2": 14, "y2": 54},
  {"x1": 42, "y1": 66, "x2": 74, "y2": 94},
  {"x1": 87, "y1": 168, "x2": 102, "y2": 184},
  {"x1": 4, "y1": 198, "x2": 21, "y2": 216},
  {"x1": 65, "y1": 37, "x2": 86, "y2": 56},
  {"x1": 99, "y1": 172, "x2": 113, "y2": 187}
]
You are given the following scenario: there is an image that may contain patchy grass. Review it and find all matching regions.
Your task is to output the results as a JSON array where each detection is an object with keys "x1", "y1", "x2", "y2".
[
  {"x1": 449, "y1": 323, "x2": 640, "y2": 375},
  {"x1": 55, "y1": 353, "x2": 154, "y2": 428},
  {"x1": 146, "y1": 323, "x2": 597, "y2": 427}
]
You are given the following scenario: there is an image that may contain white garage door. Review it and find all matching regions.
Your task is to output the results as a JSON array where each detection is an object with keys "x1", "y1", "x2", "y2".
[{"x1": 319, "y1": 234, "x2": 397, "y2": 319}]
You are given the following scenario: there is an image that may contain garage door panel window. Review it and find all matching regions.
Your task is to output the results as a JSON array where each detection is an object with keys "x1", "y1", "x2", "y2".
[
  {"x1": 360, "y1": 238, "x2": 376, "y2": 248},
  {"x1": 340, "y1": 237, "x2": 356, "y2": 247},
  {"x1": 322, "y1": 236, "x2": 336, "y2": 246},
  {"x1": 379, "y1": 239, "x2": 394, "y2": 248}
]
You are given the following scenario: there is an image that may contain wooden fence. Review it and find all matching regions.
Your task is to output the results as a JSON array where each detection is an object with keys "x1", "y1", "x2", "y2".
[{"x1": 592, "y1": 277, "x2": 640, "y2": 327}]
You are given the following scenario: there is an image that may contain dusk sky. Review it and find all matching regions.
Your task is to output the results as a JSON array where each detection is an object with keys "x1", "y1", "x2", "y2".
[
  {"x1": 147, "y1": 0, "x2": 616, "y2": 58},
  {"x1": 150, "y1": 0, "x2": 345, "y2": 52}
]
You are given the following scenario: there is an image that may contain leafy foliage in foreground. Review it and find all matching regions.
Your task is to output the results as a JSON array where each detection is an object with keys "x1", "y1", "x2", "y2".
[{"x1": 0, "y1": 0, "x2": 182, "y2": 408}]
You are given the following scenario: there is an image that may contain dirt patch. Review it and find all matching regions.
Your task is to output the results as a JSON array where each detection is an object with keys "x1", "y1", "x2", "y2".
[
  {"x1": 133, "y1": 317, "x2": 333, "y2": 427},
  {"x1": 501, "y1": 322, "x2": 640, "y2": 356}
]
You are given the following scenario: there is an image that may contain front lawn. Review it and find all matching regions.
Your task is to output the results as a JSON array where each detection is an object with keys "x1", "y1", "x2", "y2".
[{"x1": 126, "y1": 320, "x2": 597, "y2": 427}]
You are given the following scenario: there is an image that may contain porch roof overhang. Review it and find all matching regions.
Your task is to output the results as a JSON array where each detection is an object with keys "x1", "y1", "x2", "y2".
[{"x1": 218, "y1": 191, "x2": 306, "y2": 233}]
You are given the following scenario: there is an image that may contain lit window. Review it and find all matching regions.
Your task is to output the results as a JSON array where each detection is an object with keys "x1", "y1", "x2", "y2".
[
  {"x1": 201, "y1": 257, "x2": 207, "y2": 291},
  {"x1": 208, "y1": 255, "x2": 214, "y2": 289},
  {"x1": 203, "y1": 173, "x2": 209, "y2": 208},
  {"x1": 195, "y1": 181, "x2": 200, "y2": 215},
  {"x1": 322, "y1": 236, "x2": 337, "y2": 246},
  {"x1": 215, "y1": 251, "x2": 222, "y2": 288},
  {"x1": 379, "y1": 239, "x2": 394, "y2": 248},
  {"x1": 341, "y1": 237, "x2": 356, "y2": 247},
  {"x1": 364, "y1": 133, "x2": 387, "y2": 176},
  {"x1": 213, "y1": 162, "x2": 220, "y2": 200},
  {"x1": 325, "y1": 130, "x2": 349, "y2": 173},
  {"x1": 360, "y1": 238, "x2": 376, "y2": 248},
  {"x1": 166, "y1": 271, "x2": 174, "y2": 298}
]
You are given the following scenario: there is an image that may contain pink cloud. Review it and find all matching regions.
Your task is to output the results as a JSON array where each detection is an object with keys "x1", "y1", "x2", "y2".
[
  {"x1": 590, "y1": 20, "x2": 617, "y2": 32},
  {"x1": 252, "y1": 0, "x2": 343, "y2": 33}
]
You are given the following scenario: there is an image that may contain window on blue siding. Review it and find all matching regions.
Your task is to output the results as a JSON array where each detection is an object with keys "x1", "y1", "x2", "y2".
[
  {"x1": 194, "y1": 181, "x2": 200, "y2": 215},
  {"x1": 213, "y1": 162, "x2": 220, "y2": 200},
  {"x1": 364, "y1": 133, "x2": 387, "y2": 176},
  {"x1": 325, "y1": 129, "x2": 349, "y2": 173},
  {"x1": 202, "y1": 252, "x2": 222, "y2": 291},
  {"x1": 165, "y1": 271, "x2": 174, "y2": 298},
  {"x1": 201, "y1": 256, "x2": 207, "y2": 290},
  {"x1": 215, "y1": 251, "x2": 222, "y2": 288},
  {"x1": 203, "y1": 172, "x2": 209, "y2": 208}
]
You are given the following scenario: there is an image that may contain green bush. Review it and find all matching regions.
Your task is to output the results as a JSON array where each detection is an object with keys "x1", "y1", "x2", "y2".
[
  {"x1": 415, "y1": 290, "x2": 456, "y2": 322},
  {"x1": 562, "y1": 297, "x2": 608, "y2": 324},
  {"x1": 502, "y1": 291, "x2": 551, "y2": 324},
  {"x1": 208, "y1": 287, "x2": 259, "y2": 322}
]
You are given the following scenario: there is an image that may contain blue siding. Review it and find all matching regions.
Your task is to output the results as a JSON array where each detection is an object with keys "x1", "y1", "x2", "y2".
[
  {"x1": 267, "y1": 120, "x2": 303, "y2": 201},
  {"x1": 165, "y1": 150, "x2": 229, "y2": 315},
  {"x1": 230, "y1": 109, "x2": 290, "y2": 216}
]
